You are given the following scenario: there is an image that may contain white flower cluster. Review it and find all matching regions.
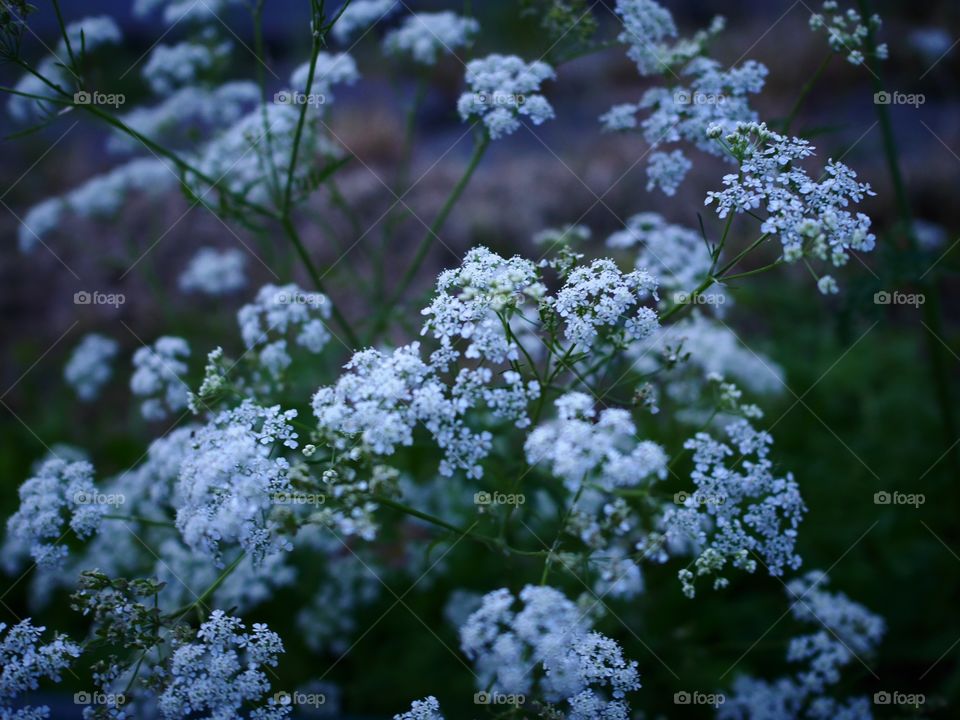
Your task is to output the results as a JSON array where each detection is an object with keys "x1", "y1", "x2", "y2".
[
  {"x1": 421, "y1": 246, "x2": 545, "y2": 364},
  {"x1": 705, "y1": 123, "x2": 876, "y2": 289},
  {"x1": 394, "y1": 696, "x2": 444, "y2": 720},
  {"x1": 607, "y1": 213, "x2": 714, "y2": 297},
  {"x1": 809, "y1": 1, "x2": 887, "y2": 65},
  {"x1": 603, "y1": 1, "x2": 765, "y2": 195},
  {"x1": 720, "y1": 571, "x2": 884, "y2": 720},
  {"x1": 553, "y1": 259, "x2": 659, "y2": 348},
  {"x1": 175, "y1": 400, "x2": 298, "y2": 565},
  {"x1": 61, "y1": 15, "x2": 122, "y2": 54},
  {"x1": 64, "y1": 333, "x2": 119, "y2": 402},
  {"x1": 143, "y1": 38, "x2": 232, "y2": 96},
  {"x1": 526, "y1": 392, "x2": 668, "y2": 492},
  {"x1": 157, "y1": 610, "x2": 288, "y2": 720},
  {"x1": 179, "y1": 246, "x2": 247, "y2": 295},
  {"x1": 313, "y1": 342, "x2": 535, "y2": 478},
  {"x1": 237, "y1": 284, "x2": 332, "y2": 379},
  {"x1": 19, "y1": 158, "x2": 177, "y2": 252},
  {"x1": 0, "y1": 619, "x2": 81, "y2": 720},
  {"x1": 663, "y1": 419, "x2": 805, "y2": 597},
  {"x1": 457, "y1": 55, "x2": 555, "y2": 139},
  {"x1": 289, "y1": 52, "x2": 360, "y2": 102},
  {"x1": 109, "y1": 82, "x2": 260, "y2": 154},
  {"x1": 134, "y1": 0, "x2": 243, "y2": 27},
  {"x1": 131, "y1": 336, "x2": 191, "y2": 421},
  {"x1": 5, "y1": 458, "x2": 104, "y2": 568},
  {"x1": 384, "y1": 12, "x2": 479, "y2": 65},
  {"x1": 460, "y1": 585, "x2": 641, "y2": 719},
  {"x1": 331, "y1": 0, "x2": 400, "y2": 43}
]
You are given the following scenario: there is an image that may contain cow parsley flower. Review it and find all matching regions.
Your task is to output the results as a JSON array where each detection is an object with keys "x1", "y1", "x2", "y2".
[
  {"x1": 110, "y1": 82, "x2": 260, "y2": 154},
  {"x1": 646, "y1": 149, "x2": 693, "y2": 196},
  {"x1": 0, "y1": 619, "x2": 81, "y2": 720},
  {"x1": 460, "y1": 586, "x2": 641, "y2": 718},
  {"x1": 612, "y1": 0, "x2": 678, "y2": 75},
  {"x1": 384, "y1": 12, "x2": 479, "y2": 65},
  {"x1": 607, "y1": 213, "x2": 714, "y2": 300},
  {"x1": 661, "y1": 419, "x2": 805, "y2": 597},
  {"x1": 60, "y1": 15, "x2": 122, "y2": 55},
  {"x1": 142, "y1": 38, "x2": 232, "y2": 96},
  {"x1": 6, "y1": 459, "x2": 104, "y2": 568},
  {"x1": 237, "y1": 284, "x2": 332, "y2": 380},
  {"x1": 330, "y1": 0, "x2": 400, "y2": 43},
  {"x1": 421, "y1": 246, "x2": 545, "y2": 365},
  {"x1": 157, "y1": 610, "x2": 288, "y2": 720},
  {"x1": 394, "y1": 696, "x2": 444, "y2": 720},
  {"x1": 134, "y1": 0, "x2": 244, "y2": 26},
  {"x1": 720, "y1": 571, "x2": 884, "y2": 720},
  {"x1": 179, "y1": 247, "x2": 247, "y2": 295},
  {"x1": 457, "y1": 55, "x2": 555, "y2": 139},
  {"x1": 705, "y1": 123, "x2": 876, "y2": 283},
  {"x1": 176, "y1": 400, "x2": 298, "y2": 565},
  {"x1": 131, "y1": 336, "x2": 191, "y2": 421},
  {"x1": 526, "y1": 392, "x2": 668, "y2": 492},
  {"x1": 64, "y1": 333, "x2": 119, "y2": 402},
  {"x1": 553, "y1": 259, "x2": 659, "y2": 348},
  {"x1": 289, "y1": 52, "x2": 359, "y2": 102},
  {"x1": 809, "y1": 1, "x2": 886, "y2": 65}
]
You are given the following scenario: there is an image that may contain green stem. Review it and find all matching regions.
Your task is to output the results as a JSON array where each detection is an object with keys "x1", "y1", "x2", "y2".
[
  {"x1": 783, "y1": 52, "x2": 833, "y2": 133},
  {"x1": 165, "y1": 551, "x2": 247, "y2": 620}
]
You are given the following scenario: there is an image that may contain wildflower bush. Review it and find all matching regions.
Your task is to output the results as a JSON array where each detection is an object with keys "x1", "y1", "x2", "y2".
[{"x1": 0, "y1": 0, "x2": 953, "y2": 718}]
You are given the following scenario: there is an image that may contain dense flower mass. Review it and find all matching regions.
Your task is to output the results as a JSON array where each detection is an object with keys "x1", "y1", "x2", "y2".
[
  {"x1": 0, "y1": 2, "x2": 898, "y2": 718},
  {"x1": 460, "y1": 585, "x2": 641, "y2": 719},
  {"x1": 457, "y1": 54, "x2": 555, "y2": 139},
  {"x1": 384, "y1": 12, "x2": 479, "y2": 65}
]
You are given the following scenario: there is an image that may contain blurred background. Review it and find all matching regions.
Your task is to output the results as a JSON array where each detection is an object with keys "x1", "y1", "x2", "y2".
[{"x1": 1, "y1": 0, "x2": 958, "y2": 717}]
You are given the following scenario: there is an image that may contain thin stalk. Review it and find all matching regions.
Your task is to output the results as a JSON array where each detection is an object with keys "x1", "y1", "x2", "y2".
[
  {"x1": 165, "y1": 551, "x2": 247, "y2": 620},
  {"x1": 783, "y1": 52, "x2": 833, "y2": 133}
]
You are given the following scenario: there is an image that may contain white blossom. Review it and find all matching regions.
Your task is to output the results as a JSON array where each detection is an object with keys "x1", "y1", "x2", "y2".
[
  {"x1": 179, "y1": 247, "x2": 247, "y2": 295},
  {"x1": 330, "y1": 0, "x2": 400, "y2": 43},
  {"x1": 457, "y1": 55, "x2": 555, "y2": 139},
  {"x1": 0, "y1": 619, "x2": 81, "y2": 720},
  {"x1": 384, "y1": 12, "x2": 479, "y2": 65},
  {"x1": 131, "y1": 336, "x2": 191, "y2": 421},
  {"x1": 64, "y1": 333, "x2": 119, "y2": 402}
]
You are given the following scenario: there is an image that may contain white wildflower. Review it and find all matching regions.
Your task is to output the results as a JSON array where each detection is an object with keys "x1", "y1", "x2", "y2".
[
  {"x1": 457, "y1": 54, "x2": 555, "y2": 139},
  {"x1": 131, "y1": 336, "x2": 191, "y2": 421},
  {"x1": 384, "y1": 12, "x2": 479, "y2": 65},
  {"x1": 64, "y1": 333, "x2": 119, "y2": 402},
  {"x1": 179, "y1": 247, "x2": 247, "y2": 295}
]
